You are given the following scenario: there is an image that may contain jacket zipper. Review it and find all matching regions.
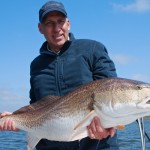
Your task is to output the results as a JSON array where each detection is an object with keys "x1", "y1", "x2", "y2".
[{"x1": 55, "y1": 56, "x2": 63, "y2": 96}]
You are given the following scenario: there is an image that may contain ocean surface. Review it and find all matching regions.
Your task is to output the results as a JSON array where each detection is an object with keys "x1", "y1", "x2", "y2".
[{"x1": 0, "y1": 120, "x2": 150, "y2": 150}]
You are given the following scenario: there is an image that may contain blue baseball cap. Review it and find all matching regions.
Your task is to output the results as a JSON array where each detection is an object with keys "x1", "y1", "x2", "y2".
[{"x1": 39, "y1": 1, "x2": 67, "y2": 23}]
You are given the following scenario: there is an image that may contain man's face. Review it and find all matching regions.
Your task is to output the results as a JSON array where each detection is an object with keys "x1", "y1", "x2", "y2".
[{"x1": 38, "y1": 11, "x2": 70, "y2": 51}]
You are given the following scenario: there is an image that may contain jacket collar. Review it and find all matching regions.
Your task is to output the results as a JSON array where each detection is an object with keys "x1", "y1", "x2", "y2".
[{"x1": 40, "y1": 33, "x2": 75, "y2": 56}]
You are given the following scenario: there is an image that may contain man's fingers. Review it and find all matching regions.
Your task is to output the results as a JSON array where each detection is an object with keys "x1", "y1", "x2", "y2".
[
  {"x1": 90, "y1": 117, "x2": 97, "y2": 132},
  {"x1": 7, "y1": 119, "x2": 14, "y2": 130},
  {"x1": 0, "y1": 112, "x2": 12, "y2": 118},
  {"x1": 93, "y1": 117, "x2": 103, "y2": 133},
  {"x1": 3, "y1": 119, "x2": 9, "y2": 130},
  {"x1": 87, "y1": 125, "x2": 96, "y2": 139},
  {"x1": 108, "y1": 127, "x2": 116, "y2": 137},
  {"x1": 0, "y1": 112, "x2": 19, "y2": 131},
  {"x1": 87, "y1": 117, "x2": 108, "y2": 140},
  {"x1": 12, "y1": 121, "x2": 19, "y2": 131},
  {"x1": 87, "y1": 116, "x2": 116, "y2": 140}
]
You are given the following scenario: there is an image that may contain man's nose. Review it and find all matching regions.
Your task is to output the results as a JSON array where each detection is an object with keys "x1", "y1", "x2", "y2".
[{"x1": 53, "y1": 22, "x2": 61, "y2": 32}]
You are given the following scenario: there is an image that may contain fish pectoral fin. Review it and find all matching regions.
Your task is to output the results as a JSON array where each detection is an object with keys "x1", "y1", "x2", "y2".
[
  {"x1": 74, "y1": 110, "x2": 95, "y2": 130},
  {"x1": 26, "y1": 133, "x2": 40, "y2": 150},
  {"x1": 69, "y1": 126, "x2": 88, "y2": 141},
  {"x1": 69, "y1": 110, "x2": 96, "y2": 141}
]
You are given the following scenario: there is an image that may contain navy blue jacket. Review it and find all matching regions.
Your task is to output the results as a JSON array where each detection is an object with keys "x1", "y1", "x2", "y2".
[{"x1": 30, "y1": 33, "x2": 117, "y2": 103}]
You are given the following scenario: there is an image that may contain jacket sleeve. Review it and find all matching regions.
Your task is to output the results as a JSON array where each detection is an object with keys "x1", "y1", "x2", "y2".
[
  {"x1": 92, "y1": 41, "x2": 117, "y2": 79},
  {"x1": 29, "y1": 79, "x2": 36, "y2": 104},
  {"x1": 29, "y1": 60, "x2": 37, "y2": 104}
]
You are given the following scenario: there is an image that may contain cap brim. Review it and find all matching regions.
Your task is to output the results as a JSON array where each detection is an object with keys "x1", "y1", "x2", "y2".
[{"x1": 40, "y1": 8, "x2": 67, "y2": 22}]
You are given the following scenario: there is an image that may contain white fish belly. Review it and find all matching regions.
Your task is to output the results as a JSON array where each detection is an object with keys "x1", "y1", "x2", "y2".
[{"x1": 30, "y1": 114, "x2": 89, "y2": 141}]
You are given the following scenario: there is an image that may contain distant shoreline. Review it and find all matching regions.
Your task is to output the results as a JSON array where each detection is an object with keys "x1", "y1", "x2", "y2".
[{"x1": 144, "y1": 116, "x2": 150, "y2": 120}]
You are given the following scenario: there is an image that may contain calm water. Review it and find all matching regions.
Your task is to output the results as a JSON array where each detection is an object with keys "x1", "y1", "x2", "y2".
[{"x1": 0, "y1": 120, "x2": 150, "y2": 150}]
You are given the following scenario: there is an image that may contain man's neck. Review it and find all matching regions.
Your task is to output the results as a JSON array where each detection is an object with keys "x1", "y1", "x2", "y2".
[
  {"x1": 47, "y1": 44, "x2": 61, "y2": 54},
  {"x1": 47, "y1": 36, "x2": 70, "y2": 54}
]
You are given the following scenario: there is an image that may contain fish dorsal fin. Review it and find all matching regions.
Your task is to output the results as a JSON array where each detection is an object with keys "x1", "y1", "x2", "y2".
[
  {"x1": 13, "y1": 96, "x2": 60, "y2": 114},
  {"x1": 29, "y1": 96, "x2": 60, "y2": 110}
]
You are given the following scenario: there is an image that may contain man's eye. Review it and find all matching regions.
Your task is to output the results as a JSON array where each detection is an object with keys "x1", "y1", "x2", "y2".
[
  {"x1": 58, "y1": 20, "x2": 65, "y2": 25},
  {"x1": 45, "y1": 21, "x2": 54, "y2": 26},
  {"x1": 44, "y1": 19, "x2": 66, "y2": 27}
]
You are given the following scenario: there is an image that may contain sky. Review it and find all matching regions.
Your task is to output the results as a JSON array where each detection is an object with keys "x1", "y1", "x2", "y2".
[{"x1": 0, "y1": 0, "x2": 150, "y2": 112}]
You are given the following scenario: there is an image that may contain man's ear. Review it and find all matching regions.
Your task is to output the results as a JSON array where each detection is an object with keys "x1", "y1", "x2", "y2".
[
  {"x1": 67, "y1": 19, "x2": 70, "y2": 31},
  {"x1": 38, "y1": 23, "x2": 44, "y2": 34}
]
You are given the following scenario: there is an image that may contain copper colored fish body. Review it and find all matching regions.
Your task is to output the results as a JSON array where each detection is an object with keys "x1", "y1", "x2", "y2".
[{"x1": 1, "y1": 78, "x2": 150, "y2": 150}]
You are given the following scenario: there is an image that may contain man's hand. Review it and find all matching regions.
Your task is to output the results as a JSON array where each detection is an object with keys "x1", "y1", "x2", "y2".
[
  {"x1": 87, "y1": 116, "x2": 115, "y2": 140},
  {"x1": 0, "y1": 112, "x2": 19, "y2": 131}
]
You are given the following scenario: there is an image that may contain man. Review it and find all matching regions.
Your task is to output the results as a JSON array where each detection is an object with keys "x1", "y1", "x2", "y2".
[{"x1": 0, "y1": 1, "x2": 119, "y2": 150}]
